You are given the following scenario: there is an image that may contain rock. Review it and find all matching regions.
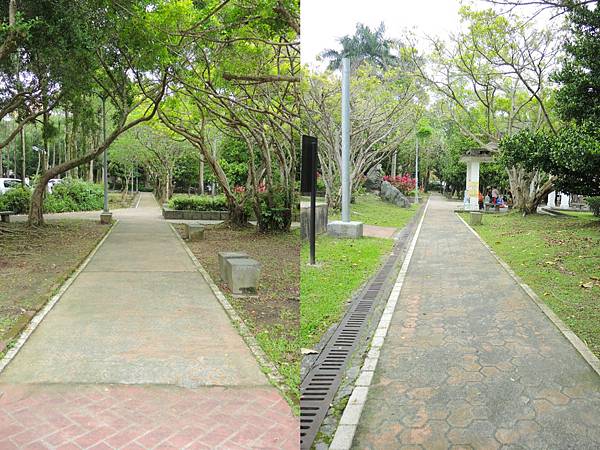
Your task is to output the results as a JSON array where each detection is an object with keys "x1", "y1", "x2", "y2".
[
  {"x1": 364, "y1": 164, "x2": 384, "y2": 191},
  {"x1": 379, "y1": 180, "x2": 410, "y2": 207}
]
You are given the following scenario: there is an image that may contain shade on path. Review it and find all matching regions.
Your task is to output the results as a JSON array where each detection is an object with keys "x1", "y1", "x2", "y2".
[
  {"x1": 353, "y1": 195, "x2": 600, "y2": 449},
  {"x1": 0, "y1": 193, "x2": 297, "y2": 449}
]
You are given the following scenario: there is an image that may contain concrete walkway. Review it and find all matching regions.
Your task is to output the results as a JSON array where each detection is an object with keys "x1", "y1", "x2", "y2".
[
  {"x1": 0, "y1": 193, "x2": 297, "y2": 449},
  {"x1": 353, "y1": 195, "x2": 600, "y2": 449}
]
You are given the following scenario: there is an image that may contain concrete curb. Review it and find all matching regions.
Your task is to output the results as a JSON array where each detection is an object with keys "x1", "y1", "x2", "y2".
[
  {"x1": 329, "y1": 198, "x2": 431, "y2": 450},
  {"x1": 0, "y1": 220, "x2": 119, "y2": 374},
  {"x1": 455, "y1": 213, "x2": 600, "y2": 378},
  {"x1": 167, "y1": 223, "x2": 294, "y2": 403}
]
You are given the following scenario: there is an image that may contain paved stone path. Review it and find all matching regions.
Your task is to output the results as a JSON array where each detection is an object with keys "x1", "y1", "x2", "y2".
[
  {"x1": 362, "y1": 225, "x2": 398, "y2": 239},
  {"x1": 353, "y1": 195, "x2": 600, "y2": 449},
  {"x1": 0, "y1": 193, "x2": 297, "y2": 449}
]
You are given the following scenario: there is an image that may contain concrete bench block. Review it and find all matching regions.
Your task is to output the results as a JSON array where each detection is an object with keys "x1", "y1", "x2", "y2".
[
  {"x1": 0, "y1": 211, "x2": 15, "y2": 223},
  {"x1": 225, "y1": 258, "x2": 260, "y2": 295},
  {"x1": 100, "y1": 212, "x2": 113, "y2": 225},
  {"x1": 218, "y1": 251, "x2": 249, "y2": 280},
  {"x1": 185, "y1": 223, "x2": 205, "y2": 241},
  {"x1": 327, "y1": 220, "x2": 363, "y2": 239},
  {"x1": 470, "y1": 212, "x2": 483, "y2": 226}
]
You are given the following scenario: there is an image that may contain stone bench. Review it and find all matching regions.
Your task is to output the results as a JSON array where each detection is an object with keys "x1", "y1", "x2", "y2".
[
  {"x1": 184, "y1": 223, "x2": 205, "y2": 241},
  {"x1": 218, "y1": 251, "x2": 249, "y2": 280},
  {"x1": 0, "y1": 211, "x2": 15, "y2": 223},
  {"x1": 224, "y1": 257, "x2": 260, "y2": 295}
]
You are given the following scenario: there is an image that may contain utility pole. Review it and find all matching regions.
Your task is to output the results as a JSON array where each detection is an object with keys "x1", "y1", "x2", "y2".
[
  {"x1": 327, "y1": 57, "x2": 363, "y2": 239},
  {"x1": 415, "y1": 135, "x2": 419, "y2": 204},
  {"x1": 341, "y1": 57, "x2": 351, "y2": 222}
]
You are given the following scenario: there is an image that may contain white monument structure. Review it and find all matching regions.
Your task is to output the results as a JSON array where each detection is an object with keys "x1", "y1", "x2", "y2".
[{"x1": 460, "y1": 148, "x2": 494, "y2": 211}]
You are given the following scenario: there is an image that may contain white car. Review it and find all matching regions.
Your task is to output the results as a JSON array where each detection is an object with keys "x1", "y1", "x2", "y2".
[
  {"x1": 47, "y1": 178, "x2": 63, "y2": 193},
  {"x1": 0, "y1": 178, "x2": 22, "y2": 195}
]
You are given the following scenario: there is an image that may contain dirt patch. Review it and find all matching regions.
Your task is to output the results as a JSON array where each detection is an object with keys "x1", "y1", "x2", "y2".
[
  {"x1": 0, "y1": 220, "x2": 109, "y2": 350},
  {"x1": 176, "y1": 223, "x2": 300, "y2": 405}
]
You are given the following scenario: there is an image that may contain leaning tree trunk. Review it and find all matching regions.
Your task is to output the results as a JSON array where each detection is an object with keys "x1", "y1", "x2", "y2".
[{"x1": 507, "y1": 166, "x2": 555, "y2": 215}]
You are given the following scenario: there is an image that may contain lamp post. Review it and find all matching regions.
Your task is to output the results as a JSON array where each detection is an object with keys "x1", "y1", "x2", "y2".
[
  {"x1": 100, "y1": 95, "x2": 112, "y2": 224},
  {"x1": 415, "y1": 135, "x2": 419, "y2": 204},
  {"x1": 326, "y1": 57, "x2": 363, "y2": 239}
]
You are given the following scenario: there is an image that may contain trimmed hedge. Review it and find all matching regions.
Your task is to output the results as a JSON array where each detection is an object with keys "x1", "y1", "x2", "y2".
[{"x1": 168, "y1": 194, "x2": 228, "y2": 211}]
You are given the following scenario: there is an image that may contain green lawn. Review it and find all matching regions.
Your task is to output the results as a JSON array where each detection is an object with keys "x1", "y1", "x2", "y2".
[
  {"x1": 469, "y1": 212, "x2": 600, "y2": 358},
  {"x1": 329, "y1": 192, "x2": 420, "y2": 227},
  {"x1": 300, "y1": 235, "x2": 394, "y2": 348}
]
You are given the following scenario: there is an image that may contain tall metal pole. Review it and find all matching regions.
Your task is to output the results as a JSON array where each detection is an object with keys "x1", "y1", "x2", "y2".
[
  {"x1": 415, "y1": 136, "x2": 419, "y2": 204},
  {"x1": 341, "y1": 57, "x2": 351, "y2": 222},
  {"x1": 102, "y1": 97, "x2": 109, "y2": 213}
]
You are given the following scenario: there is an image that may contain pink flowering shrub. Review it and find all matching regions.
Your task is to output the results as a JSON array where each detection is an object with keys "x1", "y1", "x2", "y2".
[{"x1": 383, "y1": 174, "x2": 417, "y2": 195}]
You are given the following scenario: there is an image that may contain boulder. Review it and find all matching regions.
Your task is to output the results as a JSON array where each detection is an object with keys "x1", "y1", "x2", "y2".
[
  {"x1": 380, "y1": 181, "x2": 410, "y2": 208},
  {"x1": 364, "y1": 164, "x2": 384, "y2": 191}
]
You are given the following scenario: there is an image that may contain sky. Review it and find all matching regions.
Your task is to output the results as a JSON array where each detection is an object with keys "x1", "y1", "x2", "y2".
[{"x1": 300, "y1": 0, "x2": 544, "y2": 69}]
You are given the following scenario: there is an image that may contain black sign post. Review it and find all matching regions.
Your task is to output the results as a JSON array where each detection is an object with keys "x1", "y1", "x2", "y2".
[{"x1": 301, "y1": 135, "x2": 318, "y2": 265}]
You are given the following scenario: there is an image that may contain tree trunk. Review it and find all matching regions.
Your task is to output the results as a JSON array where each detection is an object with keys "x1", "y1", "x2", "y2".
[
  {"x1": 199, "y1": 154, "x2": 204, "y2": 194},
  {"x1": 507, "y1": 166, "x2": 555, "y2": 215},
  {"x1": 20, "y1": 126, "x2": 25, "y2": 186},
  {"x1": 29, "y1": 182, "x2": 45, "y2": 226},
  {"x1": 228, "y1": 201, "x2": 249, "y2": 228}
]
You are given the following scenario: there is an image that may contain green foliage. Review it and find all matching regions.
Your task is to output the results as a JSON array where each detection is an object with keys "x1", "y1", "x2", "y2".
[
  {"x1": 45, "y1": 180, "x2": 103, "y2": 213},
  {"x1": 586, "y1": 197, "x2": 600, "y2": 217},
  {"x1": 321, "y1": 22, "x2": 398, "y2": 71},
  {"x1": 500, "y1": 126, "x2": 600, "y2": 196},
  {"x1": 554, "y1": 4, "x2": 600, "y2": 123},
  {"x1": 168, "y1": 194, "x2": 227, "y2": 211},
  {"x1": 0, "y1": 186, "x2": 31, "y2": 214},
  {"x1": 257, "y1": 187, "x2": 291, "y2": 232}
]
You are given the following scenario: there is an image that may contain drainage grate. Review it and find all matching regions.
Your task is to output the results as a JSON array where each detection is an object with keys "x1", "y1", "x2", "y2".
[{"x1": 300, "y1": 244, "x2": 403, "y2": 449}]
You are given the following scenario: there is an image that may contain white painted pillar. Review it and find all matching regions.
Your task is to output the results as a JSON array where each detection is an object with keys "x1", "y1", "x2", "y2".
[
  {"x1": 467, "y1": 160, "x2": 480, "y2": 211},
  {"x1": 547, "y1": 191, "x2": 556, "y2": 208},
  {"x1": 559, "y1": 192, "x2": 570, "y2": 210}
]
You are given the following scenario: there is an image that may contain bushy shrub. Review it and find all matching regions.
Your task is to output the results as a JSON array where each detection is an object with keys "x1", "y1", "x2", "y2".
[
  {"x1": 586, "y1": 196, "x2": 600, "y2": 216},
  {"x1": 45, "y1": 179, "x2": 103, "y2": 213},
  {"x1": 0, "y1": 186, "x2": 31, "y2": 213},
  {"x1": 383, "y1": 174, "x2": 417, "y2": 195},
  {"x1": 168, "y1": 194, "x2": 228, "y2": 211}
]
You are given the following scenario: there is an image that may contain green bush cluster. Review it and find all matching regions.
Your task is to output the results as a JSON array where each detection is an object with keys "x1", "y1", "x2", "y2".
[
  {"x1": 586, "y1": 196, "x2": 600, "y2": 216},
  {"x1": 46, "y1": 179, "x2": 104, "y2": 213},
  {"x1": 0, "y1": 186, "x2": 31, "y2": 214},
  {"x1": 0, "y1": 180, "x2": 104, "y2": 214},
  {"x1": 168, "y1": 194, "x2": 228, "y2": 211}
]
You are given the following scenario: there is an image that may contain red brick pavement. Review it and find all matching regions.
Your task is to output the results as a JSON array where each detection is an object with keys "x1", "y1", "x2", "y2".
[{"x1": 0, "y1": 384, "x2": 298, "y2": 449}]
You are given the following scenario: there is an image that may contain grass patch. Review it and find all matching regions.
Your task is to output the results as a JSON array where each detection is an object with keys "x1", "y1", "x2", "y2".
[
  {"x1": 300, "y1": 235, "x2": 394, "y2": 349},
  {"x1": 467, "y1": 212, "x2": 600, "y2": 358},
  {"x1": 176, "y1": 225, "x2": 300, "y2": 408},
  {"x1": 0, "y1": 220, "x2": 109, "y2": 355},
  {"x1": 330, "y1": 192, "x2": 419, "y2": 227}
]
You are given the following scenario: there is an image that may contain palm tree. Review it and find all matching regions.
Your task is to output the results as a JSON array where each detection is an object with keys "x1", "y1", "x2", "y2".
[{"x1": 321, "y1": 23, "x2": 398, "y2": 71}]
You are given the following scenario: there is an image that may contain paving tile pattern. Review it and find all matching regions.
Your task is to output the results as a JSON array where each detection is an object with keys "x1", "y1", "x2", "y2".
[
  {"x1": 354, "y1": 196, "x2": 600, "y2": 449},
  {"x1": 0, "y1": 384, "x2": 298, "y2": 449}
]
